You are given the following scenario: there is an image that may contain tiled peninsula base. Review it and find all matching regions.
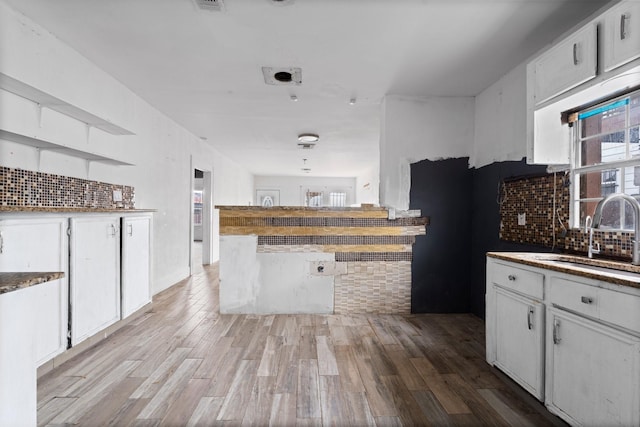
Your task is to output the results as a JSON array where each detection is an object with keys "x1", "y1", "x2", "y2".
[{"x1": 218, "y1": 206, "x2": 428, "y2": 314}]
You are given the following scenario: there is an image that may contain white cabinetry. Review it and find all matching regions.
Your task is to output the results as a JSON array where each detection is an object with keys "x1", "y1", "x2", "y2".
[
  {"x1": 487, "y1": 255, "x2": 640, "y2": 426},
  {"x1": 0, "y1": 218, "x2": 68, "y2": 364},
  {"x1": 546, "y1": 308, "x2": 640, "y2": 427},
  {"x1": 70, "y1": 216, "x2": 121, "y2": 346},
  {"x1": 546, "y1": 276, "x2": 640, "y2": 426},
  {"x1": 121, "y1": 216, "x2": 151, "y2": 318},
  {"x1": 486, "y1": 259, "x2": 545, "y2": 400},
  {"x1": 603, "y1": 1, "x2": 640, "y2": 72},
  {"x1": 532, "y1": 23, "x2": 597, "y2": 106}
]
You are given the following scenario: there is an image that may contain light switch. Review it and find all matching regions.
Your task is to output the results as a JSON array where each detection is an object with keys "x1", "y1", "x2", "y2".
[{"x1": 113, "y1": 189, "x2": 123, "y2": 202}]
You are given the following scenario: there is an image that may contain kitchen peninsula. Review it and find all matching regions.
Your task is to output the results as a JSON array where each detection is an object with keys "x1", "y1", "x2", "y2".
[{"x1": 218, "y1": 205, "x2": 428, "y2": 314}]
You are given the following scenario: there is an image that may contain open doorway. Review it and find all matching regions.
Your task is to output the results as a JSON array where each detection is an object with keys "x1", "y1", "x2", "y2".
[{"x1": 190, "y1": 165, "x2": 213, "y2": 274}]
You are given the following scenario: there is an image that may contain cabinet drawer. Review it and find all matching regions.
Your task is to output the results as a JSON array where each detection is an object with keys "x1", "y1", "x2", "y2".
[
  {"x1": 491, "y1": 262, "x2": 543, "y2": 299},
  {"x1": 549, "y1": 277, "x2": 598, "y2": 318},
  {"x1": 551, "y1": 277, "x2": 640, "y2": 333},
  {"x1": 597, "y1": 287, "x2": 640, "y2": 333}
]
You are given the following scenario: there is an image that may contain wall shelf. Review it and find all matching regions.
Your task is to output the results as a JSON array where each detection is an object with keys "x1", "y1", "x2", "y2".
[
  {"x1": 0, "y1": 73, "x2": 135, "y2": 136},
  {"x1": 0, "y1": 130, "x2": 133, "y2": 166}
]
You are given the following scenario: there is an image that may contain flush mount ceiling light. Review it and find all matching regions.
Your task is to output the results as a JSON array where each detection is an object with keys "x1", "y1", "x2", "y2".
[
  {"x1": 298, "y1": 133, "x2": 319, "y2": 143},
  {"x1": 269, "y1": 0, "x2": 295, "y2": 5},
  {"x1": 262, "y1": 67, "x2": 302, "y2": 85}
]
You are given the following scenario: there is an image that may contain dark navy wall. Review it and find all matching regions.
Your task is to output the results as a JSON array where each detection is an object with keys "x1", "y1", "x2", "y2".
[
  {"x1": 410, "y1": 158, "x2": 473, "y2": 313},
  {"x1": 410, "y1": 157, "x2": 550, "y2": 317},
  {"x1": 469, "y1": 159, "x2": 550, "y2": 318}
]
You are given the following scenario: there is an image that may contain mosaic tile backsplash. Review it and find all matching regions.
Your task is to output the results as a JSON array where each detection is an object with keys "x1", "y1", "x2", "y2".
[
  {"x1": 0, "y1": 167, "x2": 134, "y2": 209},
  {"x1": 499, "y1": 173, "x2": 634, "y2": 260}
]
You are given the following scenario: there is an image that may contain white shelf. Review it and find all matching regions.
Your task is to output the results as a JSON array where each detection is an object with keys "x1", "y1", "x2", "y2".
[
  {"x1": 0, "y1": 130, "x2": 133, "y2": 166},
  {"x1": 0, "y1": 73, "x2": 134, "y2": 136}
]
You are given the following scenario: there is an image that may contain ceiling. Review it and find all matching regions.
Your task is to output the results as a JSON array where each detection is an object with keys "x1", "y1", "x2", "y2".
[{"x1": 2, "y1": 0, "x2": 610, "y2": 178}]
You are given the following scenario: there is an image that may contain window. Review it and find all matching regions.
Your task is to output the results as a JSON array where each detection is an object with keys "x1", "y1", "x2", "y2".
[
  {"x1": 570, "y1": 89, "x2": 640, "y2": 229},
  {"x1": 329, "y1": 192, "x2": 346, "y2": 207}
]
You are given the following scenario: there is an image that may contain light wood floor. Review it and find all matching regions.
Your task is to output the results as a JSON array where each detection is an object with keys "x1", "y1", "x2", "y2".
[{"x1": 37, "y1": 262, "x2": 563, "y2": 426}]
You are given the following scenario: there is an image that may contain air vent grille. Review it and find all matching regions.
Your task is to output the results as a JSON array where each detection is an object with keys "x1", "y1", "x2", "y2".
[
  {"x1": 195, "y1": 0, "x2": 225, "y2": 11},
  {"x1": 297, "y1": 142, "x2": 316, "y2": 149}
]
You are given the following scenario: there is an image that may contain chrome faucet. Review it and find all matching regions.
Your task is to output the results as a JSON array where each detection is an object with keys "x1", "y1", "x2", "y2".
[
  {"x1": 592, "y1": 193, "x2": 640, "y2": 265},
  {"x1": 584, "y1": 215, "x2": 600, "y2": 259}
]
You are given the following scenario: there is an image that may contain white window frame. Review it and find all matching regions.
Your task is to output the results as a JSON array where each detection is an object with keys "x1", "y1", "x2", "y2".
[{"x1": 569, "y1": 89, "x2": 640, "y2": 229}]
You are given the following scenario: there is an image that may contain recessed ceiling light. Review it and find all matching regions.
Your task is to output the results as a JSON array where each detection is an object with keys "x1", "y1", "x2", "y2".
[
  {"x1": 298, "y1": 133, "x2": 319, "y2": 143},
  {"x1": 349, "y1": 98, "x2": 356, "y2": 105}
]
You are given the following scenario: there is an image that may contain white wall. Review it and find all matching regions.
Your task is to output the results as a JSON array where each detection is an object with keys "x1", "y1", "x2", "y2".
[
  {"x1": 471, "y1": 63, "x2": 528, "y2": 168},
  {"x1": 0, "y1": 3, "x2": 253, "y2": 295},
  {"x1": 355, "y1": 164, "x2": 380, "y2": 206},
  {"x1": 254, "y1": 176, "x2": 356, "y2": 206},
  {"x1": 379, "y1": 95, "x2": 475, "y2": 210}
]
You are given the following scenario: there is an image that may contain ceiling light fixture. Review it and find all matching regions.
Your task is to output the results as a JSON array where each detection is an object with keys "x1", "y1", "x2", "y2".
[{"x1": 298, "y1": 133, "x2": 319, "y2": 143}]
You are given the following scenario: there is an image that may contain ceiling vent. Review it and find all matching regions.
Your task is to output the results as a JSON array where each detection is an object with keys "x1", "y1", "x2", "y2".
[
  {"x1": 297, "y1": 141, "x2": 317, "y2": 149},
  {"x1": 195, "y1": 0, "x2": 225, "y2": 11},
  {"x1": 262, "y1": 67, "x2": 302, "y2": 85}
]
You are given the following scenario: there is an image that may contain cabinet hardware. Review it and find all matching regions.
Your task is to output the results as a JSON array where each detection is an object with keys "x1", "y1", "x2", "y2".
[
  {"x1": 581, "y1": 296, "x2": 594, "y2": 304},
  {"x1": 527, "y1": 306, "x2": 534, "y2": 330},
  {"x1": 572, "y1": 43, "x2": 579, "y2": 65},
  {"x1": 108, "y1": 223, "x2": 117, "y2": 237},
  {"x1": 0, "y1": 231, "x2": 3, "y2": 254},
  {"x1": 127, "y1": 224, "x2": 133, "y2": 236},
  {"x1": 508, "y1": 274, "x2": 516, "y2": 281},
  {"x1": 553, "y1": 319, "x2": 561, "y2": 344},
  {"x1": 621, "y1": 13, "x2": 629, "y2": 40}
]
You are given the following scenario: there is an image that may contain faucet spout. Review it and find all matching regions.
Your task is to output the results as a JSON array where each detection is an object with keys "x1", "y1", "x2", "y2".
[{"x1": 592, "y1": 193, "x2": 640, "y2": 265}]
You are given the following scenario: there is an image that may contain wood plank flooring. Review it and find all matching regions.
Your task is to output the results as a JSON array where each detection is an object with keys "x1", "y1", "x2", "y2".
[{"x1": 37, "y1": 262, "x2": 564, "y2": 426}]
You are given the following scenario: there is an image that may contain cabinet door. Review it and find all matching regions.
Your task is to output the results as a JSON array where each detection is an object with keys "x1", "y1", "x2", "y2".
[
  {"x1": 70, "y1": 216, "x2": 120, "y2": 346},
  {"x1": 494, "y1": 288, "x2": 545, "y2": 400},
  {"x1": 121, "y1": 216, "x2": 151, "y2": 319},
  {"x1": 603, "y1": 1, "x2": 640, "y2": 72},
  {"x1": 0, "y1": 218, "x2": 68, "y2": 365},
  {"x1": 546, "y1": 308, "x2": 640, "y2": 426},
  {"x1": 533, "y1": 23, "x2": 597, "y2": 105}
]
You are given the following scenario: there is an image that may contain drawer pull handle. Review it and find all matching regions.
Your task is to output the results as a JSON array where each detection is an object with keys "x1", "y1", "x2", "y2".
[
  {"x1": 621, "y1": 13, "x2": 629, "y2": 40},
  {"x1": 572, "y1": 42, "x2": 579, "y2": 65},
  {"x1": 581, "y1": 296, "x2": 594, "y2": 304},
  {"x1": 507, "y1": 274, "x2": 516, "y2": 281},
  {"x1": 527, "y1": 306, "x2": 534, "y2": 330},
  {"x1": 553, "y1": 319, "x2": 561, "y2": 345}
]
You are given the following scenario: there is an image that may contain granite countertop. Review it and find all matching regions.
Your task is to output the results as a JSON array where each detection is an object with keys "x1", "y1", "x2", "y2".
[
  {"x1": 488, "y1": 252, "x2": 640, "y2": 289},
  {"x1": 0, "y1": 207, "x2": 155, "y2": 213},
  {"x1": 0, "y1": 272, "x2": 65, "y2": 295}
]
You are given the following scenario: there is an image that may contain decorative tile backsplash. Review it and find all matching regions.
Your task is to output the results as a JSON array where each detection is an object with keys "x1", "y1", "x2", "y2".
[
  {"x1": 499, "y1": 173, "x2": 634, "y2": 260},
  {"x1": 0, "y1": 167, "x2": 135, "y2": 209}
]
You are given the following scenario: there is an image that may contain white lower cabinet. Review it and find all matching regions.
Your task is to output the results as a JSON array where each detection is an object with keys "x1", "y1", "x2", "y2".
[
  {"x1": 121, "y1": 216, "x2": 151, "y2": 319},
  {"x1": 487, "y1": 255, "x2": 640, "y2": 426},
  {"x1": 0, "y1": 218, "x2": 68, "y2": 365},
  {"x1": 495, "y1": 289, "x2": 545, "y2": 400},
  {"x1": 70, "y1": 216, "x2": 121, "y2": 346},
  {"x1": 546, "y1": 308, "x2": 640, "y2": 427}
]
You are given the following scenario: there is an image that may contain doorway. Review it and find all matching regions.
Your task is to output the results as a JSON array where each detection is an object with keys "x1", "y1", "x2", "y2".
[{"x1": 190, "y1": 165, "x2": 213, "y2": 274}]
